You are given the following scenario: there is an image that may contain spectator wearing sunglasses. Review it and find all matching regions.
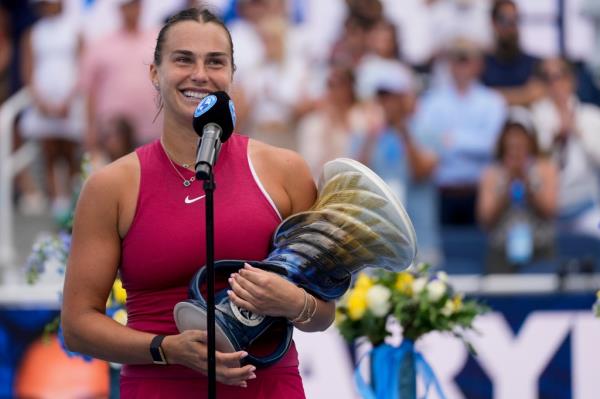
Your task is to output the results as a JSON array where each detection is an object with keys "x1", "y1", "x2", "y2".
[{"x1": 481, "y1": 0, "x2": 544, "y2": 106}]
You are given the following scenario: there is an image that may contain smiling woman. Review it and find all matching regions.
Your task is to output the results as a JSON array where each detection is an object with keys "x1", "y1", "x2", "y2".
[{"x1": 60, "y1": 7, "x2": 329, "y2": 399}]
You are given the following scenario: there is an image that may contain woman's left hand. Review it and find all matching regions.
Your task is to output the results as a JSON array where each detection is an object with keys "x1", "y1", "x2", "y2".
[{"x1": 227, "y1": 263, "x2": 305, "y2": 319}]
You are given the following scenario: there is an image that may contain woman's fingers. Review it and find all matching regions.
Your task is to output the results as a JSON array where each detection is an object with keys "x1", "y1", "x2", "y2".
[
  {"x1": 227, "y1": 288, "x2": 260, "y2": 314},
  {"x1": 229, "y1": 271, "x2": 261, "y2": 297},
  {"x1": 216, "y1": 363, "x2": 257, "y2": 386}
]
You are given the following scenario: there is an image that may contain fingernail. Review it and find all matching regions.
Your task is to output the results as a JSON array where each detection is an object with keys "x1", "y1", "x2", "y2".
[
  {"x1": 249, "y1": 366, "x2": 256, "y2": 372},
  {"x1": 240, "y1": 351, "x2": 248, "y2": 358},
  {"x1": 228, "y1": 277, "x2": 233, "y2": 284},
  {"x1": 227, "y1": 290, "x2": 233, "y2": 296},
  {"x1": 248, "y1": 373, "x2": 256, "y2": 379},
  {"x1": 240, "y1": 382, "x2": 247, "y2": 388}
]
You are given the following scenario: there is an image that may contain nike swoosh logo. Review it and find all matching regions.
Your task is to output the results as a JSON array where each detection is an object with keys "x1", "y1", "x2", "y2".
[{"x1": 184, "y1": 195, "x2": 206, "y2": 204}]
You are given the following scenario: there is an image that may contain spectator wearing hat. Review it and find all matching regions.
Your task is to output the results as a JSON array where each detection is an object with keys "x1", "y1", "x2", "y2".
[
  {"x1": 478, "y1": 107, "x2": 558, "y2": 273},
  {"x1": 480, "y1": 0, "x2": 544, "y2": 106},
  {"x1": 413, "y1": 38, "x2": 506, "y2": 226},
  {"x1": 530, "y1": 57, "x2": 600, "y2": 238},
  {"x1": 357, "y1": 60, "x2": 442, "y2": 265}
]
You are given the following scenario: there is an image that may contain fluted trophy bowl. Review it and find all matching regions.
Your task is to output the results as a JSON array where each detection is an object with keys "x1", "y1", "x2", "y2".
[{"x1": 174, "y1": 158, "x2": 417, "y2": 367}]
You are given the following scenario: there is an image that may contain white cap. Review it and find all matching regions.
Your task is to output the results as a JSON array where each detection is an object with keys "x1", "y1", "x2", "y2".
[
  {"x1": 113, "y1": 0, "x2": 138, "y2": 5},
  {"x1": 372, "y1": 59, "x2": 414, "y2": 95}
]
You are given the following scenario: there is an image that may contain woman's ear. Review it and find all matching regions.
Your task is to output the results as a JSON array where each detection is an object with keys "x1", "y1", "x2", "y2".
[{"x1": 149, "y1": 64, "x2": 159, "y2": 90}]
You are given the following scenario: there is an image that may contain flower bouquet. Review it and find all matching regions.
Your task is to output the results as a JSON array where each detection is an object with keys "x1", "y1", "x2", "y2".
[{"x1": 336, "y1": 264, "x2": 488, "y2": 399}]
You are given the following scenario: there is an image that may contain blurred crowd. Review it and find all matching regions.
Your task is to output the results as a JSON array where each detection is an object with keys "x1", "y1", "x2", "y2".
[{"x1": 2, "y1": 0, "x2": 600, "y2": 273}]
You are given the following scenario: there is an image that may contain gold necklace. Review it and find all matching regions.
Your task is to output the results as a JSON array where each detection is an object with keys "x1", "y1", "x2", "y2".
[{"x1": 160, "y1": 140, "x2": 196, "y2": 187}]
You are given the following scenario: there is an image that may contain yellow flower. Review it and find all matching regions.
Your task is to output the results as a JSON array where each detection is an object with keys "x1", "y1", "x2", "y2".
[
  {"x1": 112, "y1": 309, "x2": 128, "y2": 325},
  {"x1": 395, "y1": 272, "x2": 414, "y2": 295},
  {"x1": 355, "y1": 273, "x2": 374, "y2": 291},
  {"x1": 347, "y1": 288, "x2": 368, "y2": 320},
  {"x1": 335, "y1": 308, "x2": 347, "y2": 325},
  {"x1": 452, "y1": 294, "x2": 463, "y2": 310},
  {"x1": 112, "y1": 279, "x2": 127, "y2": 304}
]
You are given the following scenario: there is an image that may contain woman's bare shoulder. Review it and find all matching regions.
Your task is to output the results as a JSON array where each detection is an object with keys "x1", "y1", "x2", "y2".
[
  {"x1": 248, "y1": 139, "x2": 316, "y2": 214},
  {"x1": 84, "y1": 152, "x2": 139, "y2": 192}
]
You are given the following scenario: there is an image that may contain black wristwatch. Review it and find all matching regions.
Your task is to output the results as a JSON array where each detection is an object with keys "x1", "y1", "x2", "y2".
[{"x1": 150, "y1": 335, "x2": 168, "y2": 365}]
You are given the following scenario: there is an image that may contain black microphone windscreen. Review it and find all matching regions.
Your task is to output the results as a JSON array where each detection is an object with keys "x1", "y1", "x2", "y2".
[{"x1": 192, "y1": 91, "x2": 236, "y2": 141}]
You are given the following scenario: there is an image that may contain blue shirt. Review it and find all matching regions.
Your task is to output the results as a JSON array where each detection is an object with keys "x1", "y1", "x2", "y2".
[
  {"x1": 413, "y1": 82, "x2": 507, "y2": 186},
  {"x1": 362, "y1": 125, "x2": 441, "y2": 262},
  {"x1": 482, "y1": 52, "x2": 540, "y2": 88}
]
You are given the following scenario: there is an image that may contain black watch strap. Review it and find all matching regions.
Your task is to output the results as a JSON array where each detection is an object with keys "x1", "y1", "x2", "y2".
[{"x1": 150, "y1": 335, "x2": 168, "y2": 365}]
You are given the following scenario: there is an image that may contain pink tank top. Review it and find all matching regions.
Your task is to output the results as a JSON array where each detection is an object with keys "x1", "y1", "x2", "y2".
[{"x1": 119, "y1": 135, "x2": 302, "y2": 391}]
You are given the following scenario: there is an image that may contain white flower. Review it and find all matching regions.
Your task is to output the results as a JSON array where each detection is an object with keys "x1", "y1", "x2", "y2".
[
  {"x1": 366, "y1": 285, "x2": 392, "y2": 317},
  {"x1": 112, "y1": 309, "x2": 128, "y2": 325},
  {"x1": 426, "y1": 280, "x2": 446, "y2": 302},
  {"x1": 441, "y1": 299, "x2": 454, "y2": 317},
  {"x1": 436, "y1": 271, "x2": 449, "y2": 282},
  {"x1": 412, "y1": 277, "x2": 428, "y2": 295}
]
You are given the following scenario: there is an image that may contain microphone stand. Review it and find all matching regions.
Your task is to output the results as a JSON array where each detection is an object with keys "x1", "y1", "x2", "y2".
[{"x1": 197, "y1": 162, "x2": 217, "y2": 399}]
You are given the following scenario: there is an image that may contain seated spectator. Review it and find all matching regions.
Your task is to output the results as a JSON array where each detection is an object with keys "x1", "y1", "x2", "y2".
[
  {"x1": 531, "y1": 57, "x2": 600, "y2": 238},
  {"x1": 355, "y1": 18, "x2": 410, "y2": 101},
  {"x1": 297, "y1": 64, "x2": 375, "y2": 179},
  {"x1": 236, "y1": 15, "x2": 314, "y2": 150},
  {"x1": 79, "y1": 0, "x2": 159, "y2": 149},
  {"x1": 478, "y1": 108, "x2": 558, "y2": 273},
  {"x1": 356, "y1": 61, "x2": 442, "y2": 265},
  {"x1": 413, "y1": 38, "x2": 506, "y2": 226},
  {"x1": 481, "y1": 0, "x2": 544, "y2": 106},
  {"x1": 18, "y1": 0, "x2": 84, "y2": 220},
  {"x1": 329, "y1": 14, "x2": 370, "y2": 69}
]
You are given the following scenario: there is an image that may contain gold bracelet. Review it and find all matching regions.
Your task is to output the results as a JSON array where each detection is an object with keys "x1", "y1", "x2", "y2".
[
  {"x1": 290, "y1": 289, "x2": 309, "y2": 323},
  {"x1": 295, "y1": 293, "x2": 318, "y2": 325}
]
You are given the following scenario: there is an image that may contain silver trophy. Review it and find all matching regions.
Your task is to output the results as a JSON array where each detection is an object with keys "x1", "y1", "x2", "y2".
[{"x1": 174, "y1": 158, "x2": 417, "y2": 367}]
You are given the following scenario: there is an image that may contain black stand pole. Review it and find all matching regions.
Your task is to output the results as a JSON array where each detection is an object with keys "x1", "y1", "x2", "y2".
[{"x1": 201, "y1": 169, "x2": 217, "y2": 399}]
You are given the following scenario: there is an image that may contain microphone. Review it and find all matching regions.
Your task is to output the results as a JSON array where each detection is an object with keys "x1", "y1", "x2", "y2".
[{"x1": 193, "y1": 91, "x2": 236, "y2": 180}]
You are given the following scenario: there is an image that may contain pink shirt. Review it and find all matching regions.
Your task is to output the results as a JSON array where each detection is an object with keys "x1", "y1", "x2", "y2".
[
  {"x1": 80, "y1": 29, "x2": 161, "y2": 144},
  {"x1": 119, "y1": 135, "x2": 305, "y2": 398}
]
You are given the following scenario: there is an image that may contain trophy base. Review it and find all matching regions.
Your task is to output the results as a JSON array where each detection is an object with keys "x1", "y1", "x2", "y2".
[{"x1": 174, "y1": 301, "x2": 239, "y2": 358}]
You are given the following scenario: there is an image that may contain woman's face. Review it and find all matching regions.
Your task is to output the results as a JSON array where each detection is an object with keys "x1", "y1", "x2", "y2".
[
  {"x1": 368, "y1": 22, "x2": 397, "y2": 59},
  {"x1": 150, "y1": 21, "x2": 233, "y2": 125},
  {"x1": 326, "y1": 69, "x2": 354, "y2": 104},
  {"x1": 502, "y1": 126, "x2": 531, "y2": 169},
  {"x1": 540, "y1": 59, "x2": 574, "y2": 101}
]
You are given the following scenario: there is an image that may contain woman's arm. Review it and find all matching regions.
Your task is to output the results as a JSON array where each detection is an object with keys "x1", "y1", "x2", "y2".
[
  {"x1": 231, "y1": 144, "x2": 335, "y2": 332},
  {"x1": 62, "y1": 159, "x2": 254, "y2": 386},
  {"x1": 477, "y1": 166, "x2": 508, "y2": 228},
  {"x1": 527, "y1": 158, "x2": 558, "y2": 218}
]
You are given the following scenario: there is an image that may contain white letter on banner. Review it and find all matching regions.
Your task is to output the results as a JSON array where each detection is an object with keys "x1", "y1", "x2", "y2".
[
  {"x1": 572, "y1": 313, "x2": 600, "y2": 399},
  {"x1": 469, "y1": 312, "x2": 571, "y2": 399},
  {"x1": 418, "y1": 332, "x2": 468, "y2": 399}
]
